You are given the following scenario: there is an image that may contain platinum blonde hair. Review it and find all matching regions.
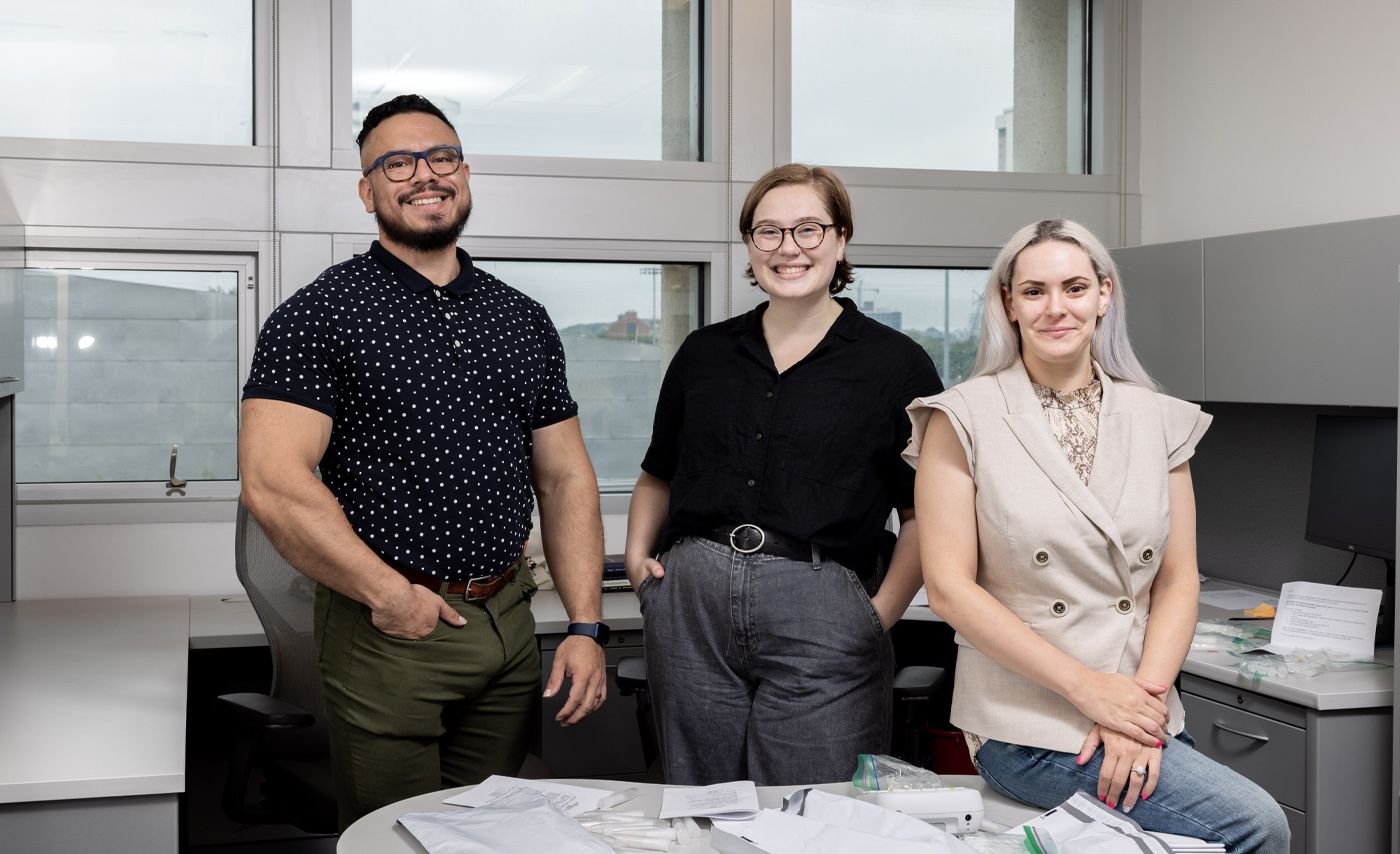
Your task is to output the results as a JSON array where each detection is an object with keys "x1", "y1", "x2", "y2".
[{"x1": 972, "y1": 219, "x2": 1158, "y2": 389}]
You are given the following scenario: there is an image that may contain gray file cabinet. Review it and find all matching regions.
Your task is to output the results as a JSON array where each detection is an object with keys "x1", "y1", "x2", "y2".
[{"x1": 1180, "y1": 671, "x2": 1392, "y2": 854}]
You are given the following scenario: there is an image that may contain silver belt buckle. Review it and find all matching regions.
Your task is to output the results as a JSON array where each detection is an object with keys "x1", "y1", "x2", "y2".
[
  {"x1": 463, "y1": 572, "x2": 494, "y2": 600},
  {"x1": 728, "y1": 523, "x2": 766, "y2": 554}
]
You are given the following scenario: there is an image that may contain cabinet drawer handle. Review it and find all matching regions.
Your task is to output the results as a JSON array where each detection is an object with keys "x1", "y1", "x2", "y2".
[
  {"x1": 0, "y1": 377, "x2": 17, "y2": 383},
  {"x1": 1213, "y1": 721, "x2": 1269, "y2": 743}
]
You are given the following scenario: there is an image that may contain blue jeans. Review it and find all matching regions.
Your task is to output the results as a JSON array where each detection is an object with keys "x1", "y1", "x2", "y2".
[
  {"x1": 639, "y1": 536, "x2": 894, "y2": 786},
  {"x1": 974, "y1": 732, "x2": 1289, "y2": 853}
]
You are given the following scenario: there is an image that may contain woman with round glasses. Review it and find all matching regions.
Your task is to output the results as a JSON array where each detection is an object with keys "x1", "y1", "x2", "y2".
[
  {"x1": 624, "y1": 163, "x2": 943, "y2": 785},
  {"x1": 905, "y1": 220, "x2": 1288, "y2": 851}
]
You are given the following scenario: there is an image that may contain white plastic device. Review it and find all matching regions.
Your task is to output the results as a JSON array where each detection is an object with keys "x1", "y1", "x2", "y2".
[{"x1": 856, "y1": 786, "x2": 985, "y2": 834}]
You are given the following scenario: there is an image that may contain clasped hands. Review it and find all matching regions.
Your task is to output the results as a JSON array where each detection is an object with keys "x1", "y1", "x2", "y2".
[{"x1": 1072, "y1": 672, "x2": 1171, "y2": 812}]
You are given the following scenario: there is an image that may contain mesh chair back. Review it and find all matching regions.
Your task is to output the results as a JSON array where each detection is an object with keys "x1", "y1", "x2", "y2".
[{"x1": 235, "y1": 502, "x2": 326, "y2": 718}]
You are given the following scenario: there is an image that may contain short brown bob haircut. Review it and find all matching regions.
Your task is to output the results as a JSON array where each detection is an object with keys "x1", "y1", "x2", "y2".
[{"x1": 739, "y1": 163, "x2": 855, "y2": 295}]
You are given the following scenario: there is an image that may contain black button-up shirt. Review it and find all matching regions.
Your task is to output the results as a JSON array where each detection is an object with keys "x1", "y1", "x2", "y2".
[
  {"x1": 243, "y1": 241, "x2": 577, "y2": 581},
  {"x1": 641, "y1": 297, "x2": 943, "y2": 574}
]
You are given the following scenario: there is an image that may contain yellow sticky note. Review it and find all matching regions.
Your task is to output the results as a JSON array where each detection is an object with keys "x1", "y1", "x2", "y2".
[{"x1": 1243, "y1": 603, "x2": 1276, "y2": 618}]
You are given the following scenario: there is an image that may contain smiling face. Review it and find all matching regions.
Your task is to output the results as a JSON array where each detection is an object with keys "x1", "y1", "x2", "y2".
[
  {"x1": 357, "y1": 111, "x2": 472, "y2": 253},
  {"x1": 1003, "y1": 239, "x2": 1113, "y2": 375},
  {"x1": 744, "y1": 183, "x2": 847, "y2": 304}
]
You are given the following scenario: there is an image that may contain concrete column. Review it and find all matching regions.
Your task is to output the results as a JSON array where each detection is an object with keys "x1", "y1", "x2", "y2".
[
  {"x1": 1012, "y1": 0, "x2": 1070, "y2": 173},
  {"x1": 661, "y1": 0, "x2": 696, "y2": 161}
]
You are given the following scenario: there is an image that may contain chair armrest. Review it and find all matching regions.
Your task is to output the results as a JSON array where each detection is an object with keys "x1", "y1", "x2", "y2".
[{"x1": 217, "y1": 692, "x2": 316, "y2": 729}]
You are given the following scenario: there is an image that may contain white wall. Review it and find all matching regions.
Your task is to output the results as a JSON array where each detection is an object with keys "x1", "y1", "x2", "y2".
[{"x1": 1138, "y1": 0, "x2": 1400, "y2": 243}]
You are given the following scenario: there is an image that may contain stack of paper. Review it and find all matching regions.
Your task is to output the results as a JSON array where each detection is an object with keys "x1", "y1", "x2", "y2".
[
  {"x1": 443, "y1": 775, "x2": 615, "y2": 816},
  {"x1": 658, "y1": 780, "x2": 760, "y2": 820}
]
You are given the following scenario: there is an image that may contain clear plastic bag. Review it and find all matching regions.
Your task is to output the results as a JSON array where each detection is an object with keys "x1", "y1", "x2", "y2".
[{"x1": 851, "y1": 753, "x2": 944, "y2": 792}]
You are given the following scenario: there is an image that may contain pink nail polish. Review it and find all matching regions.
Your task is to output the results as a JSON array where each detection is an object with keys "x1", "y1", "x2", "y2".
[
  {"x1": 1155, "y1": 740, "x2": 1163, "y2": 748},
  {"x1": 1098, "y1": 794, "x2": 1105, "y2": 801},
  {"x1": 1141, "y1": 793, "x2": 1148, "y2": 800},
  {"x1": 1107, "y1": 801, "x2": 1117, "y2": 809}
]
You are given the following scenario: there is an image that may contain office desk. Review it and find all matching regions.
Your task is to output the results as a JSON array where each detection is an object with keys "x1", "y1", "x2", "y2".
[
  {"x1": 1181, "y1": 581, "x2": 1394, "y2": 854},
  {"x1": 336, "y1": 777, "x2": 1043, "y2": 853},
  {"x1": 0, "y1": 597, "x2": 189, "y2": 853}
]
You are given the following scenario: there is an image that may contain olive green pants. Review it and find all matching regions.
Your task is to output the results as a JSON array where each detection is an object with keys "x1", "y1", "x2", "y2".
[{"x1": 314, "y1": 564, "x2": 540, "y2": 830}]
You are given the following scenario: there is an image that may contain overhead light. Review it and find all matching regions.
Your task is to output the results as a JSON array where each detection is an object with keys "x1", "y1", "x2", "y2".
[
  {"x1": 34, "y1": 335, "x2": 57, "y2": 350},
  {"x1": 77, "y1": 335, "x2": 95, "y2": 350}
]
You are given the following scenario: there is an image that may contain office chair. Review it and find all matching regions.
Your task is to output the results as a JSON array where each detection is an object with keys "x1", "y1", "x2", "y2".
[{"x1": 217, "y1": 502, "x2": 338, "y2": 834}]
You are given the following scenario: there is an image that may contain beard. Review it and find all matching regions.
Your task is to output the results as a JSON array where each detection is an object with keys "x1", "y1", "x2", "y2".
[{"x1": 375, "y1": 184, "x2": 472, "y2": 252}]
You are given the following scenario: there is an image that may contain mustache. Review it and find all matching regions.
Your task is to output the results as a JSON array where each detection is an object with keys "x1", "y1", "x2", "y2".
[{"x1": 396, "y1": 181, "x2": 455, "y2": 204}]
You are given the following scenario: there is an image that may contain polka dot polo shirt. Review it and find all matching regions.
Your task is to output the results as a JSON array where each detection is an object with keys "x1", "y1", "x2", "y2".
[{"x1": 243, "y1": 241, "x2": 578, "y2": 581}]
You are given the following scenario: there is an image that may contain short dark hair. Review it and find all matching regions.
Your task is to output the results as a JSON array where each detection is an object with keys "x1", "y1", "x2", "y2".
[
  {"x1": 355, "y1": 94, "x2": 456, "y2": 150},
  {"x1": 739, "y1": 163, "x2": 855, "y2": 294}
]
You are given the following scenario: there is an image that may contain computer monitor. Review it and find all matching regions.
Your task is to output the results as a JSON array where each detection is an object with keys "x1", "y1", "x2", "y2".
[{"x1": 1304, "y1": 414, "x2": 1397, "y2": 562}]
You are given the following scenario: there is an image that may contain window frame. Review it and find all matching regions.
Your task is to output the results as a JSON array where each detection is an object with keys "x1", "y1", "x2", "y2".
[
  {"x1": 0, "y1": 0, "x2": 272, "y2": 162},
  {"x1": 771, "y1": 0, "x2": 1125, "y2": 192},
  {"x1": 15, "y1": 248, "x2": 259, "y2": 526},
  {"x1": 327, "y1": 0, "x2": 727, "y2": 181}
]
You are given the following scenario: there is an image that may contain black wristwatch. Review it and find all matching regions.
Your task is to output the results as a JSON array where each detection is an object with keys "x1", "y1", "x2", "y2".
[{"x1": 566, "y1": 621, "x2": 610, "y2": 646}]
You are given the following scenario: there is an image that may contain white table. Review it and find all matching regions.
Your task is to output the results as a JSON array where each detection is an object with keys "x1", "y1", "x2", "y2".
[
  {"x1": 0, "y1": 596, "x2": 190, "y2": 853},
  {"x1": 336, "y1": 777, "x2": 1042, "y2": 853}
]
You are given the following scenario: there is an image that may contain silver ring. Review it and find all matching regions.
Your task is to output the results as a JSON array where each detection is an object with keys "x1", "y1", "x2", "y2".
[
  {"x1": 1130, "y1": 765, "x2": 1147, "y2": 776},
  {"x1": 728, "y1": 523, "x2": 765, "y2": 554}
]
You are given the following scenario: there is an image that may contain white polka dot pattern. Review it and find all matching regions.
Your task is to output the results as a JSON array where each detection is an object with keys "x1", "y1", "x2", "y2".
[{"x1": 244, "y1": 244, "x2": 578, "y2": 580}]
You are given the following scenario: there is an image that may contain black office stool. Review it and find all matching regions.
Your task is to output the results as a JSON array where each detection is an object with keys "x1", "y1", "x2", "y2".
[{"x1": 891, "y1": 665, "x2": 946, "y2": 766}]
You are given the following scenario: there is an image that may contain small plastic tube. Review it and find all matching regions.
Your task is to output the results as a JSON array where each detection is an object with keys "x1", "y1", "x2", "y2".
[
  {"x1": 606, "y1": 832, "x2": 674, "y2": 851},
  {"x1": 596, "y1": 786, "x2": 643, "y2": 810}
]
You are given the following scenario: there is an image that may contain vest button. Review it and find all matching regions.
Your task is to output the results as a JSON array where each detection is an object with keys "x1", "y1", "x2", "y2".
[
  {"x1": 1033, "y1": 548, "x2": 1051, "y2": 566},
  {"x1": 1140, "y1": 546, "x2": 1155, "y2": 564},
  {"x1": 1116, "y1": 597, "x2": 1134, "y2": 614},
  {"x1": 1051, "y1": 600, "x2": 1068, "y2": 616}
]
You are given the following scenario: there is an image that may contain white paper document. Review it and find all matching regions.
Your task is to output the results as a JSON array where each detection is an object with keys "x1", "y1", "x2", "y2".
[
  {"x1": 1260, "y1": 581, "x2": 1382, "y2": 660},
  {"x1": 658, "y1": 780, "x2": 760, "y2": 820},
  {"x1": 443, "y1": 775, "x2": 613, "y2": 817},
  {"x1": 1197, "y1": 588, "x2": 1278, "y2": 611}
]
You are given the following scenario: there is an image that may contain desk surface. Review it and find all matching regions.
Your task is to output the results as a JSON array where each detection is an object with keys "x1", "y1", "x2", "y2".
[
  {"x1": 336, "y1": 777, "x2": 1043, "y2": 853},
  {"x1": 190, "y1": 586, "x2": 935, "y2": 648},
  {"x1": 1184, "y1": 578, "x2": 1394, "y2": 711},
  {"x1": 0, "y1": 596, "x2": 188, "y2": 804}
]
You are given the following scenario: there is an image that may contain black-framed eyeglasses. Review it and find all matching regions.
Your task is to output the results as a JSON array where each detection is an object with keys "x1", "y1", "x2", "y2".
[
  {"x1": 745, "y1": 222, "x2": 836, "y2": 252},
  {"x1": 362, "y1": 145, "x2": 465, "y2": 181}
]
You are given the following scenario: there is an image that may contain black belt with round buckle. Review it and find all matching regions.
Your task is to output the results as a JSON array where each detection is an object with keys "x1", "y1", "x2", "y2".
[{"x1": 704, "y1": 524, "x2": 810, "y2": 561}]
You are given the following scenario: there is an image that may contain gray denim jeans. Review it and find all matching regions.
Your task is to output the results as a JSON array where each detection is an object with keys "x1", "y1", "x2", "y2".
[{"x1": 639, "y1": 535, "x2": 894, "y2": 786}]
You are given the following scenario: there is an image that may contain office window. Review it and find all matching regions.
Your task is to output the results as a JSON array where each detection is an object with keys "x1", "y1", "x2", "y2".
[
  {"x1": 474, "y1": 260, "x2": 701, "y2": 491},
  {"x1": 16, "y1": 255, "x2": 250, "y2": 486},
  {"x1": 352, "y1": 0, "x2": 701, "y2": 160},
  {"x1": 849, "y1": 266, "x2": 986, "y2": 386},
  {"x1": 792, "y1": 0, "x2": 1087, "y2": 173},
  {"x1": 0, "y1": 2, "x2": 253, "y2": 146}
]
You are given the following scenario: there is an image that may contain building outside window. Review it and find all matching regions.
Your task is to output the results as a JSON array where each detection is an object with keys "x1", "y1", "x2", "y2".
[
  {"x1": 848, "y1": 266, "x2": 986, "y2": 386},
  {"x1": 15, "y1": 256, "x2": 251, "y2": 488},
  {"x1": 474, "y1": 259, "x2": 702, "y2": 491},
  {"x1": 792, "y1": 0, "x2": 1087, "y2": 173}
]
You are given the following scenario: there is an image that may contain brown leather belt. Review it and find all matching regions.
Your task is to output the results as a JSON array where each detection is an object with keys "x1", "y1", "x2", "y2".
[{"x1": 396, "y1": 552, "x2": 528, "y2": 600}]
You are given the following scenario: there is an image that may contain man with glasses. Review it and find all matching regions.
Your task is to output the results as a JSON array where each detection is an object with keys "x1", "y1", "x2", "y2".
[{"x1": 239, "y1": 94, "x2": 609, "y2": 828}]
